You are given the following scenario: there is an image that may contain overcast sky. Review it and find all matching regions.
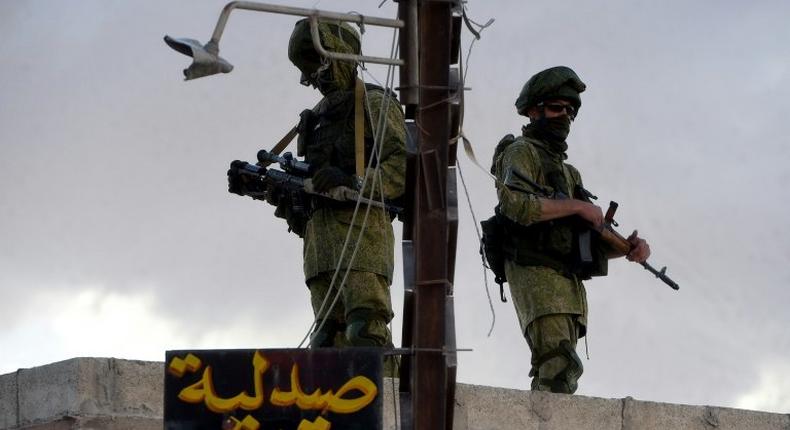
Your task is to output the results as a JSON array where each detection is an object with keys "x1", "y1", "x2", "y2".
[{"x1": 1, "y1": 0, "x2": 789, "y2": 415}]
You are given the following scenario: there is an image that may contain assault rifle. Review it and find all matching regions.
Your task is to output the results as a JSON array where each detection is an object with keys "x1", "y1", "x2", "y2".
[
  {"x1": 227, "y1": 150, "x2": 403, "y2": 216},
  {"x1": 511, "y1": 169, "x2": 679, "y2": 290}
]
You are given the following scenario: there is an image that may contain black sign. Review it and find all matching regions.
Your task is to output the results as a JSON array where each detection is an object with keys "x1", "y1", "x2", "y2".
[{"x1": 164, "y1": 348, "x2": 383, "y2": 430}]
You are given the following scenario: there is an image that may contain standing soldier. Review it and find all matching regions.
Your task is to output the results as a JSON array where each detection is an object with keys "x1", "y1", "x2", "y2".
[
  {"x1": 490, "y1": 66, "x2": 650, "y2": 393},
  {"x1": 281, "y1": 19, "x2": 407, "y2": 348}
]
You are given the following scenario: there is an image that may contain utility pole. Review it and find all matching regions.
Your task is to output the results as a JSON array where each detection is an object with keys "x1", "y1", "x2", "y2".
[
  {"x1": 398, "y1": 1, "x2": 458, "y2": 429},
  {"x1": 413, "y1": 0, "x2": 451, "y2": 427}
]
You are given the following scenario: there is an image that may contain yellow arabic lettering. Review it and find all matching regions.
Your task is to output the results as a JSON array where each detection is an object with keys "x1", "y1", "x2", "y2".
[
  {"x1": 177, "y1": 350, "x2": 269, "y2": 413},
  {"x1": 269, "y1": 363, "x2": 331, "y2": 409},
  {"x1": 168, "y1": 353, "x2": 202, "y2": 378},
  {"x1": 269, "y1": 363, "x2": 303, "y2": 408},
  {"x1": 326, "y1": 375, "x2": 377, "y2": 414},
  {"x1": 269, "y1": 363, "x2": 377, "y2": 414},
  {"x1": 297, "y1": 416, "x2": 331, "y2": 430},
  {"x1": 225, "y1": 414, "x2": 261, "y2": 430},
  {"x1": 176, "y1": 351, "x2": 377, "y2": 417}
]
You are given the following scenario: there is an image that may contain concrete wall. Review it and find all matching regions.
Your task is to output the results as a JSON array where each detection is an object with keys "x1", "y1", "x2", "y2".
[
  {"x1": 1, "y1": 358, "x2": 788, "y2": 429},
  {"x1": 0, "y1": 358, "x2": 161, "y2": 430},
  {"x1": 450, "y1": 383, "x2": 790, "y2": 430}
]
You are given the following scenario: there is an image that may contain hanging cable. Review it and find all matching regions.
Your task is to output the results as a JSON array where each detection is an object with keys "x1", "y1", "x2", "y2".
[
  {"x1": 309, "y1": 27, "x2": 399, "y2": 328},
  {"x1": 457, "y1": 161, "x2": 496, "y2": 336},
  {"x1": 451, "y1": 6, "x2": 501, "y2": 334},
  {"x1": 348, "y1": 28, "x2": 402, "y2": 430},
  {"x1": 298, "y1": 55, "x2": 394, "y2": 348},
  {"x1": 362, "y1": 55, "x2": 402, "y2": 430},
  {"x1": 303, "y1": 40, "x2": 403, "y2": 423},
  {"x1": 299, "y1": 22, "x2": 400, "y2": 348},
  {"x1": 452, "y1": 6, "x2": 497, "y2": 182},
  {"x1": 309, "y1": 34, "x2": 398, "y2": 343}
]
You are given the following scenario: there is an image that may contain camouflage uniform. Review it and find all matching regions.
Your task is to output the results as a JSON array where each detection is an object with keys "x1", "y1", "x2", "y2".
[
  {"x1": 492, "y1": 66, "x2": 590, "y2": 393},
  {"x1": 287, "y1": 20, "x2": 407, "y2": 348}
]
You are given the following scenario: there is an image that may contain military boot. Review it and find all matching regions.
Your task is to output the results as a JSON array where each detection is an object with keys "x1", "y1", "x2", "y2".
[
  {"x1": 530, "y1": 340, "x2": 583, "y2": 394},
  {"x1": 310, "y1": 319, "x2": 344, "y2": 348},
  {"x1": 345, "y1": 309, "x2": 388, "y2": 347}
]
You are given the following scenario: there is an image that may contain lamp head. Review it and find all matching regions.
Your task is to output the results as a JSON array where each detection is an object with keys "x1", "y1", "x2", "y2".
[{"x1": 164, "y1": 35, "x2": 233, "y2": 80}]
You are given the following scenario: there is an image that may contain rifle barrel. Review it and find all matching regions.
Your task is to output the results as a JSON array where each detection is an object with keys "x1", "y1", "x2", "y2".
[
  {"x1": 600, "y1": 224, "x2": 680, "y2": 291},
  {"x1": 641, "y1": 261, "x2": 680, "y2": 290}
]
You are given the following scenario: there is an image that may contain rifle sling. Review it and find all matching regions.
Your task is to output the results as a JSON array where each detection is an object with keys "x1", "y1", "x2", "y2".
[
  {"x1": 269, "y1": 125, "x2": 299, "y2": 156},
  {"x1": 354, "y1": 78, "x2": 365, "y2": 178},
  {"x1": 256, "y1": 125, "x2": 299, "y2": 169},
  {"x1": 267, "y1": 97, "x2": 326, "y2": 159}
]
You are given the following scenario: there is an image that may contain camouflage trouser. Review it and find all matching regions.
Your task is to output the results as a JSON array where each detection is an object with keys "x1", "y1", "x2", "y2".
[
  {"x1": 307, "y1": 270, "x2": 394, "y2": 348},
  {"x1": 525, "y1": 313, "x2": 584, "y2": 394}
]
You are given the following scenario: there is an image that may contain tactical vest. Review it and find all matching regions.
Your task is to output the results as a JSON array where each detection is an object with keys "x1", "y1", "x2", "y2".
[
  {"x1": 298, "y1": 84, "x2": 387, "y2": 176},
  {"x1": 487, "y1": 136, "x2": 608, "y2": 281}
]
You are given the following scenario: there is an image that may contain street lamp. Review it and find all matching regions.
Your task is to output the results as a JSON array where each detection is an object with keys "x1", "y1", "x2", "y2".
[
  {"x1": 163, "y1": 1, "x2": 404, "y2": 81},
  {"x1": 163, "y1": 36, "x2": 233, "y2": 80}
]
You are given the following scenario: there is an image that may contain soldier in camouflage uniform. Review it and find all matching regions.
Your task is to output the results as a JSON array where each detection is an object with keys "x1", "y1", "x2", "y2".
[
  {"x1": 491, "y1": 66, "x2": 650, "y2": 393},
  {"x1": 284, "y1": 19, "x2": 407, "y2": 348}
]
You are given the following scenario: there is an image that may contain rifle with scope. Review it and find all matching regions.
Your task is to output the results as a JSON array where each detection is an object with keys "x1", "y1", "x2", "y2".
[{"x1": 227, "y1": 149, "x2": 403, "y2": 216}]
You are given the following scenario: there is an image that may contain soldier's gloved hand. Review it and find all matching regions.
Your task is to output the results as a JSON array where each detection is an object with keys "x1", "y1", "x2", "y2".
[{"x1": 312, "y1": 166, "x2": 355, "y2": 193}]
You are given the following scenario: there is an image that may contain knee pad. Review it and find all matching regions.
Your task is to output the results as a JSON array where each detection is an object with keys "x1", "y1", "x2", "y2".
[
  {"x1": 345, "y1": 309, "x2": 388, "y2": 347},
  {"x1": 534, "y1": 340, "x2": 583, "y2": 394},
  {"x1": 310, "y1": 320, "x2": 344, "y2": 348}
]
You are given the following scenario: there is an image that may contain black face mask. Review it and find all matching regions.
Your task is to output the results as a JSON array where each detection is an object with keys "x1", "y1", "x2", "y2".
[{"x1": 535, "y1": 115, "x2": 572, "y2": 144}]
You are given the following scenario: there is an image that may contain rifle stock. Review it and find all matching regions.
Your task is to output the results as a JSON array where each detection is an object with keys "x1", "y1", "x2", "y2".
[{"x1": 598, "y1": 224, "x2": 632, "y2": 258}]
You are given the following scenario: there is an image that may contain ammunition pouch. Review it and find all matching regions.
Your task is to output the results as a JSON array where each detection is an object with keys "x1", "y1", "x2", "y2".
[
  {"x1": 272, "y1": 190, "x2": 310, "y2": 238},
  {"x1": 572, "y1": 183, "x2": 608, "y2": 278},
  {"x1": 480, "y1": 214, "x2": 509, "y2": 302},
  {"x1": 297, "y1": 109, "x2": 318, "y2": 158}
]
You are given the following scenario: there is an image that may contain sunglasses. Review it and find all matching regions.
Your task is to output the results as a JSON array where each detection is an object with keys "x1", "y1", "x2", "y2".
[{"x1": 539, "y1": 102, "x2": 577, "y2": 118}]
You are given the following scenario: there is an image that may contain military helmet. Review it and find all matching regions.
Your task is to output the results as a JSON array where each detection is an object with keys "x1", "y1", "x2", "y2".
[
  {"x1": 515, "y1": 66, "x2": 586, "y2": 116},
  {"x1": 288, "y1": 18, "x2": 361, "y2": 90}
]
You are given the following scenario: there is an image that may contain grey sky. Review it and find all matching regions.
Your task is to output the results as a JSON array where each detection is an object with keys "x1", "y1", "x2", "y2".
[{"x1": 1, "y1": 0, "x2": 789, "y2": 413}]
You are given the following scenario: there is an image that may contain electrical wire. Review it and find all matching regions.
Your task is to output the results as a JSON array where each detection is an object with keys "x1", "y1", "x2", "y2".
[
  {"x1": 307, "y1": 35, "x2": 398, "y2": 342},
  {"x1": 453, "y1": 5, "x2": 500, "y2": 334},
  {"x1": 302, "y1": 27, "x2": 403, "y2": 424},
  {"x1": 457, "y1": 161, "x2": 495, "y2": 336},
  {"x1": 295, "y1": 7, "x2": 496, "y2": 427},
  {"x1": 298, "y1": 22, "x2": 400, "y2": 348},
  {"x1": 354, "y1": 25, "x2": 402, "y2": 430}
]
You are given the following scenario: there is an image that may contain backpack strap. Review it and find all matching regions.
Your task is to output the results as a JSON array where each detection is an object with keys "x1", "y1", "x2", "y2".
[
  {"x1": 490, "y1": 133, "x2": 517, "y2": 175},
  {"x1": 354, "y1": 78, "x2": 365, "y2": 178}
]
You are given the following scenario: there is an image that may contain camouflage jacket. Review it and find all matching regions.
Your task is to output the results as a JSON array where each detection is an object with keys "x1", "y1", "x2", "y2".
[
  {"x1": 492, "y1": 127, "x2": 588, "y2": 333},
  {"x1": 303, "y1": 89, "x2": 407, "y2": 283}
]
